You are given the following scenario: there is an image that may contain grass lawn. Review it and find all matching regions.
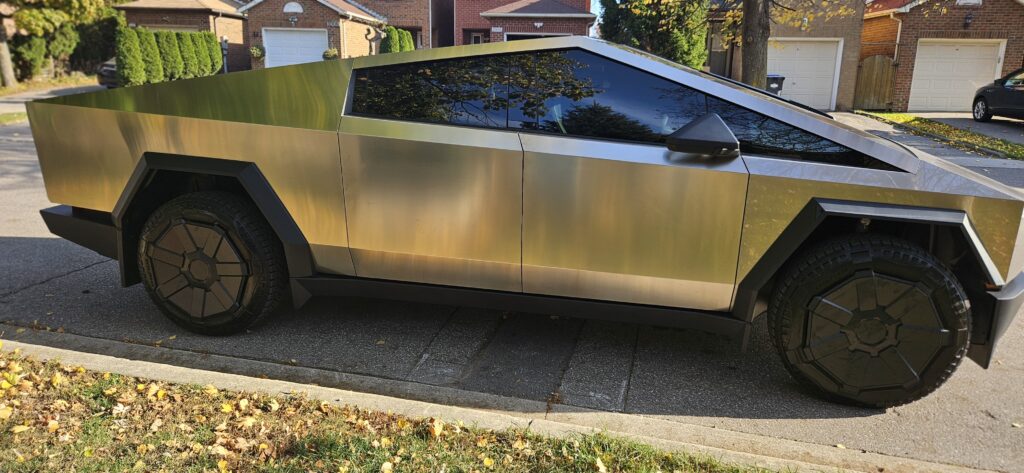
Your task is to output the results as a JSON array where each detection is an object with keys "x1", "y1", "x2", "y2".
[
  {"x1": 0, "y1": 112, "x2": 27, "y2": 126},
  {"x1": 0, "y1": 74, "x2": 97, "y2": 99},
  {"x1": 863, "y1": 111, "x2": 1024, "y2": 160},
  {"x1": 0, "y1": 344, "x2": 762, "y2": 473}
]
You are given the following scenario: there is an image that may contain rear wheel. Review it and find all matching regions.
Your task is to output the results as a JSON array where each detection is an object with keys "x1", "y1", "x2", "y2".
[
  {"x1": 768, "y1": 235, "x2": 970, "y2": 407},
  {"x1": 973, "y1": 98, "x2": 993, "y2": 122},
  {"x1": 138, "y1": 191, "x2": 288, "y2": 335}
]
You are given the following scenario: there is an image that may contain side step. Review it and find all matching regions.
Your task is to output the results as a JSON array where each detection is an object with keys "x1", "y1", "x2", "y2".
[{"x1": 292, "y1": 275, "x2": 751, "y2": 344}]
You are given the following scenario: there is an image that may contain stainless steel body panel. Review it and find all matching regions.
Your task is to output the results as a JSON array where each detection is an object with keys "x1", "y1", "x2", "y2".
[
  {"x1": 27, "y1": 103, "x2": 355, "y2": 275},
  {"x1": 338, "y1": 117, "x2": 524, "y2": 292},
  {"x1": 738, "y1": 154, "x2": 1024, "y2": 284},
  {"x1": 521, "y1": 134, "x2": 748, "y2": 310}
]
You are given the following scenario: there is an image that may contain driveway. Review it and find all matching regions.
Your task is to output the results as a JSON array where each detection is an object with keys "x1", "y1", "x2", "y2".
[
  {"x1": 0, "y1": 84, "x2": 105, "y2": 114},
  {"x1": 2, "y1": 121, "x2": 1024, "y2": 472},
  {"x1": 914, "y1": 111, "x2": 1024, "y2": 146}
]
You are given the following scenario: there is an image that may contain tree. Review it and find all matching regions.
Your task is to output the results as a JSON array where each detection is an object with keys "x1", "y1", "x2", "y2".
[
  {"x1": 156, "y1": 30, "x2": 183, "y2": 80},
  {"x1": 204, "y1": 32, "x2": 222, "y2": 74},
  {"x1": 136, "y1": 28, "x2": 164, "y2": 83},
  {"x1": 380, "y1": 26, "x2": 399, "y2": 53},
  {"x1": 598, "y1": 0, "x2": 708, "y2": 68},
  {"x1": 70, "y1": 7, "x2": 123, "y2": 73},
  {"x1": 115, "y1": 26, "x2": 145, "y2": 86},
  {"x1": 192, "y1": 32, "x2": 211, "y2": 76},
  {"x1": 12, "y1": 36, "x2": 46, "y2": 80},
  {"x1": 2, "y1": 0, "x2": 107, "y2": 86},
  {"x1": 47, "y1": 23, "x2": 79, "y2": 75},
  {"x1": 177, "y1": 31, "x2": 199, "y2": 78},
  {"x1": 399, "y1": 29, "x2": 414, "y2": 51}
]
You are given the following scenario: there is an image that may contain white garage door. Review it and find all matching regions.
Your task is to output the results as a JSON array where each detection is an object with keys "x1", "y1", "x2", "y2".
[
  {"x1": 768, "y1": 39, "x2": 840, "y2": 110},
  {"x1": 263, "y1": 29, "x2": 329, "y2": 68},
  {"x1": 908, "y1": 41, "x2": 1003, "y2": 111}
]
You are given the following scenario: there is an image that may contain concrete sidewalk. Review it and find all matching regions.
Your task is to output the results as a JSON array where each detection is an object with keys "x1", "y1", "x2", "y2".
[
  {"x1": 0, "y1": 84, "x2": 104, "y2": 114},
  {"x1": 1, "y1": 333, "x2": 993, "y2": 473}
]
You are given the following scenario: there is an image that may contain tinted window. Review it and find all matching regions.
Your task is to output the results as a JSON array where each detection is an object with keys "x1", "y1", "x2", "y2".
[
  {"x1": 707, "y1": 97, "x2": 899, "y2": 171},
  {"x1": 351, "y1": 56, "x2": 508, "y2": 128},
  {"x1": 506, "y1": 50, "x2": 706, "y2": 143}
]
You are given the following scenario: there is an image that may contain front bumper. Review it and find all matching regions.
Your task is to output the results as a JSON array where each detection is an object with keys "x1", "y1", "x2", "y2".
[
  {"x1": 40, "y1": 205, "x2": 118, "y2": 259},
  {"x1": 972, "y1": 273, "x2": 1024, "y2": 368}
]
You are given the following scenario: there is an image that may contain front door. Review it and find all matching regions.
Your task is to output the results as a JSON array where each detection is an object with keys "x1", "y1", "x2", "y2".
[
  {"x1": 509, "y1": 49, "x2": 749, "y2": 311},
  {"x1": 339, "y1": 56, "x2": 523, "y2": 292}
]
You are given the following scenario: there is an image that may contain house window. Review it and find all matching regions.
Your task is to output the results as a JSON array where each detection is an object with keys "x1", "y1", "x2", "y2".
[
  {"x1": 955, "y1": 0, "x2": 981, "y2": 5},
  {"x1": 283, "y1": 1, "x2": 303, "y2": 13}
]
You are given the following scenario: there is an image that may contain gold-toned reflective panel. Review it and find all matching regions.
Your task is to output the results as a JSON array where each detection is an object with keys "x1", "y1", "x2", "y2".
[
  {"x1": 738, "y1": 156, "x2": 1024, "y2": 283},
  {"x1": 339, "y1": 117, "x2": 523, "y2": 292},
  {"x1": 521, "y1": 134, "x2": 749, "y2": 311},
  {"x1": 27, "y1": 103, "x2": 354, "y2": 275}
]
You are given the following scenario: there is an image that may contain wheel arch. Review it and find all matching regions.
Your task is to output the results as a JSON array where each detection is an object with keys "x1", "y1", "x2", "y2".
[
  {"x1": 732, "y1": 198, "x2": 1002, "y2": 366},
  {"x1": 112, "y1": 153, "x2": 314, "y2": 287}
]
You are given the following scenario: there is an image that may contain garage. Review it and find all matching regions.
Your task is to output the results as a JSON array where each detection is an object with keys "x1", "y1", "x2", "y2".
[
  {"x1": 767, "y1": 39, "x2": 841, "y2": 110},
  {"x1": 908, "y1": 40, "x2": 1004, "y2": 111},
  {"x1": 262, "y1": 28, "x2": 329, "y2": 68}
]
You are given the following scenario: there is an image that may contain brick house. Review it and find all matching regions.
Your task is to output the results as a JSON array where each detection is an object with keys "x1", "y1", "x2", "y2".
[
  {"x1": 454, "y1": 0, "x2": 595, "y2": 46},
  {"x1": 707, "y1": 0, "x2": 865, "y2": 111},
  {"x1": 239, "y1": 0, "x2": 385, "y2": 69},
  {"x1": 861, "y1": 0, "x2": 1024, "y2": 111},
  {"x1": 115, "y1": 0, "x2": 250, "y2": 73}
]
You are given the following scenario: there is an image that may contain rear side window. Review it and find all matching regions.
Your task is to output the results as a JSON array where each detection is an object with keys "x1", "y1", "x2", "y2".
[
  {"x1": 350, "y1": 56, "x2": 508, "y2": 128},
  {"x1": 506, "y1": 49, "x2": 706, "y2": 143}
]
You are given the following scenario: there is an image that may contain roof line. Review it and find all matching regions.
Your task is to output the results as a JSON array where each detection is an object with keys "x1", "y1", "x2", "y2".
[
  {"x1": 115, "y1": 3, "x2": 245, "y2": 17},
  {"x1": 866, "y1": 0, "x2": 1024, "y2": 18},
  {"x1": 239, "y1": 0, "x2": 382, "y2": 23},
  {"x1": 480, "y1": 12, "x2": 596, "y2": 18}
]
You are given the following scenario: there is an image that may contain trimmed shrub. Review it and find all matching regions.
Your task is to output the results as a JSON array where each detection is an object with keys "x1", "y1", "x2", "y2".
[
  {"x1": 136, "y1": 28, "x2": 164, "y2": 83},
  {"x1": 399, "y1": 29, "x2": 414, "y2": 51},
  {"x1": 115, "y1": 26, "x2": 146, "y2": 86},
  {"x1": 13, "y1": 36, "x2": 47, "y2": 80},
  {"x1": 380, "y1": 26, "x2": 399, "y2": 53},
  {"x1": 48, "y1": 24, "x2": 80, "y2": 74},
  {"x1": 192, "y1": 32, "x2": 212, "y2": 76},
  {"x1": 204, "y1": 32, "x2": 222, "y2": 74},
  {"x1": 177, "y1": 31, "x2": 199, "y2": 78},
  {"x1": 156, "y1": 31, "x2": 183, "y2": 80},
  {"x1": 322, "y1": 48, "x2": 339, "y2": 60}
]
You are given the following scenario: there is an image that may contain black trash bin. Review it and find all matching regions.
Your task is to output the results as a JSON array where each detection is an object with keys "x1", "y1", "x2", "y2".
[{"x1": 766, "y1": 74, "x2": 785, "y2": 95}]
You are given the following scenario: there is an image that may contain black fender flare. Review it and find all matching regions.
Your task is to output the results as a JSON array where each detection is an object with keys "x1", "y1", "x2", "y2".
[
  {"x1": 112, "y1": 153, "x2": 313, "y2": 286},
  {"x1": 731, "y1": 198, "x2": 1004, "y2": 365}
]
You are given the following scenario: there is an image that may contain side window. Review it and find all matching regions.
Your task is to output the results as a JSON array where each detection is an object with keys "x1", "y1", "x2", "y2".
[
  {"x1": 506, "y1": 50, "x2": 706, "y2": 143},
  {"x1": 350, "y1": 56, "x2": 508, "y2": 128},
  {"x1": 707, "y1": 97, "x2": 901, "y2": 171}
]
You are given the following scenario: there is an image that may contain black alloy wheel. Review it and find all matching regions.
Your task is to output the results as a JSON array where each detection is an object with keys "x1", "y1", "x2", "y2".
[
  {"x1": 769, "y1": 235, "x2": 971, "y2": 407},
  {"x1": 138, "y1": 191, "x2": 287, "y2": 335}
]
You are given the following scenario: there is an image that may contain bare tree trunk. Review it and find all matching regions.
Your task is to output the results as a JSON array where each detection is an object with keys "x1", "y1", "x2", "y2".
[
  {"x1": 0, "y1": 25, "x2": 18, "y2": 89},
  {"x1": 740, "y1": 0, "x2": 770, "y2": 89}
]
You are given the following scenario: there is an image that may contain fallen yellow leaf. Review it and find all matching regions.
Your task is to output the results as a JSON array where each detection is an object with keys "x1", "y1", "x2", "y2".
[
  {"x1": 83, "y1": 447, "x2": 94, "y2": 457},
  {"x1": 596, "y1": 457, "x2": 608, "y2": 472},
  {"x1": 220, "y1": 403, "x2": 234, "y2": 413},
  {"x1": 217, "y1": 459, "x2": 229, "y2": 472},
  {"x1": 50, "y1": 372, "x2": 64, "y2": 387},
  {"x1": 0, "y1": 406, "x2": 12, "y2": 420},
  {"x1": 483, "y1": 456, "x2": 495, "y2": 467},
  {"x1": 427, "y1": 418, "x2": 444, "y2": 438},
  {"x1": 477, "y1": 437, "x2": 488, "y2": 447},
  {"x1": 47, "y1": 420, "x2": 59, "y2": 433},
  {"x1": 203, "y1": 385, "x2": 219, "y2": 396},
  {"x1": 11, "y1": 425, "x2": 30, "y2": 434},
  {"x1": 380, "y1": 462, "x2": 393, "y2": 472}
]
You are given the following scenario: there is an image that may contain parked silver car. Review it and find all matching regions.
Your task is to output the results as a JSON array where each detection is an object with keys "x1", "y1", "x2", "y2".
[{"x1": 27, "y1": 37, "x2": 1024, "y2": 407}]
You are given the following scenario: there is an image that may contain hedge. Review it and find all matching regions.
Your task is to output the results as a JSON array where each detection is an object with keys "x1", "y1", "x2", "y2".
[
  {"x1": 381, "y1": 26, "x2": 399, "y2": 53},
  {"x1": 193, "y1": 32, "x2": 212, "y2": 76},
  {"x1": 13, "y1": 36, "x2": 47, "y2": 80},
  {"x1": 205, "y1": 32, "x2": 222, "y2": 74},
  {"x1": 115, "y1": 26, "x2": 145, "y2": 86},
  {"x1": 399, "y1": 29, "x2": 414, "y2": 52},
  {"x1": 137, "y1": 28, "x2": 164, "y2": 83},
  {"x1": 48, "y1": 24, "x2": 80, "y2": 70},
  {"x1": 156, "y1": 30, "x2": 184, "y2": 80},
  {"x1": 177, "y1": 31, "x2": 199, "y2": 79}
]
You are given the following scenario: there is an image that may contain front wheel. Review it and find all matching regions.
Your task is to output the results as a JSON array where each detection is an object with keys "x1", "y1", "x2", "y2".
[
  {"x1": 138, "y1": 191, "x2": 288, "y2": 335},
  {"x1": 768, "y1": 235, "x2": 971, "y2": 407},
  {"x1": 973, "y1": 98, "x2": 993, "y2": 122}
]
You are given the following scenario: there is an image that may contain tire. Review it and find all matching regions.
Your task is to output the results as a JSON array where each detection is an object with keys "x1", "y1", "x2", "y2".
[
  {"x1": 138, "y1": 191, "x2": 288, "y2": 335},
  {"x1": 768, "y1": 235, "x2": 971, "y2": 407},
  {"x1": 973, "y1": 97, "x2": 993, "y2": 122}
]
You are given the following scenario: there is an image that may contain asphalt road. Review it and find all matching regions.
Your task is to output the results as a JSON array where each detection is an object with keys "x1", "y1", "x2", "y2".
[
  {"x1": 2, "y1": 121, "x2": 1024, "y2": 472},
  {"x1": 914, "y1": 112, "x2": 1024, "y2": 146}
]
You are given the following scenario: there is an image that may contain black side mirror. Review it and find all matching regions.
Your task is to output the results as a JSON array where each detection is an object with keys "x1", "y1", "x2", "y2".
[
  {"x1": 666, "y1": 113, "x2": 740, "y2": 159},
  {"x1": 995, "y1": 78, "x2": 1007, "y2": 86}
]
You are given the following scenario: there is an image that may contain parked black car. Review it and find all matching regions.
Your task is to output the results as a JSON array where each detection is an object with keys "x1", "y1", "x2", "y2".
[
  {"x1": 96, "y1": 58, "x2": 117, "y2": 88},
  {"x1": 973, "y1": 68, "x2": 1024, "y2": 122}
]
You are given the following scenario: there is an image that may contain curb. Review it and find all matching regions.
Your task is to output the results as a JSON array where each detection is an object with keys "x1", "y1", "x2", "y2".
[{"x1": 1, "y1": 328, "x2": 996, "y2": 473}]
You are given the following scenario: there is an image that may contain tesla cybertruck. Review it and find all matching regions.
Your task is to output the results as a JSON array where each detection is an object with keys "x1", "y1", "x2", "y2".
[{"x1": 28, "y1": 37, "x2": 1024, "y2": 406}]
